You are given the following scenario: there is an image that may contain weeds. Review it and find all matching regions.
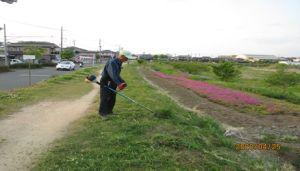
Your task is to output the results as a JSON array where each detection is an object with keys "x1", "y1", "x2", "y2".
[{"x1": 154, "y1": 109, "x2": 174, "y2": 119}]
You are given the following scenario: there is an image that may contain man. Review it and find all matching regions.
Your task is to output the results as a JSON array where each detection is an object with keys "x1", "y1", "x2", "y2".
[{"x1": 99, "y1": 50, "x2": 134, "y2": 118}]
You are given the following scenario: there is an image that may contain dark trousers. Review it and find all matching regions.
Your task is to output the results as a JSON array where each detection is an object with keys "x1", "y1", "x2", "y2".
[{"x1": 99, "y1": 82, "x2": 117, "y2": 116}]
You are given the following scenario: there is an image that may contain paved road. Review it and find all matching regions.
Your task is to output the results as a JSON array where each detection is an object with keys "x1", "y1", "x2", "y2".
[{"x1": 0, "y1": 66, "x2": 83, "y2": 91}]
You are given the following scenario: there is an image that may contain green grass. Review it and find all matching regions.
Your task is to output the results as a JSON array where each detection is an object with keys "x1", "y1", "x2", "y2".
[
  {"x1": 151, "y1": 61, "x2": 180, "y2": 75},
  {"x1": 34, "y1": 64, "x2": 280, "y2": 170},
  {"x1": 0, "y1": 67, "x2": 101, "y2": 118}
]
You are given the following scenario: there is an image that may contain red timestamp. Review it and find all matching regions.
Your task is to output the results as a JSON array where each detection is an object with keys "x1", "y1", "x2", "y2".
[{"x1": 235, "y1": 143, "x2": 281, "y2": 150}]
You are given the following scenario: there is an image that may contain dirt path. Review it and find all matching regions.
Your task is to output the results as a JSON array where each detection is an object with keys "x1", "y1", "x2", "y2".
[{"x1": 0, "y1": 84, "x2": 99, "y2": 171}]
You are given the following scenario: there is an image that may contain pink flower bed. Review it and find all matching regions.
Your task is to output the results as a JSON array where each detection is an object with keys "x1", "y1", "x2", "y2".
[{"x1": 154, "y1": 72, "x2": 261, "y2": 106}]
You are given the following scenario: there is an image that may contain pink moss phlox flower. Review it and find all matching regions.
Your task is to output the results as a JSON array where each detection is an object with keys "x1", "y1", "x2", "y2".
[{"x1": 154, "y1": 72, "x2": 261, "y2": 106}]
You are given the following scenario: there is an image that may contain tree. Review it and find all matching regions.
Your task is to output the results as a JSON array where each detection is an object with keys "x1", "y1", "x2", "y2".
[
  {"x1": 153, "y1": 54, "x2": 168, "y2": 60},
  {"x1": 212, "y1": 62, "x2": 241, "y2": 81},
  {"x1": 24, "y1": 46, "x2": 46, "y2": 60},
  {"x1": 96, "y1": 53, "x2": 100, "y2": 60},
  {"x1": 61, "y1": 49, "x2": 75, "y2": 60}
]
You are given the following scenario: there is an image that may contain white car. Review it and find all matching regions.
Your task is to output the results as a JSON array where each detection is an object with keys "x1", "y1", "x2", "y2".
[
  {"x1": 56, "y1": 61, "x2": 75, "y2": 71},
  {"x1": 10, "y1": 59, "x2": 24, "y2": 65}
]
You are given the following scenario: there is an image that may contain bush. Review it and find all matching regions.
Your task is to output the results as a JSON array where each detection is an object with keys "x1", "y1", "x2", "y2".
[
  {"x1": 137, "y1": 59, "x2": 145, "y2": 64},
  {"x1": 212, "y1": 62, "x2": 241, "y2": 81},
  {"x1": 170, "y1": 62, "x2": 211, "y2": 74},
  {"x1": 9, "y1": 63, "x2": 43, "y2": 69},
  {"x1": 235, "y1": 86, "x2": 300, "y2": 104},
  {"x1": 0, "y1": 66, "x2": 10, "y2": 73},
  {"x1": 41, "y1": 62, "x2": 57, "y2": 67},
  {"x1": 265, "y1": 64, "x2": 300, "y2": 87}
]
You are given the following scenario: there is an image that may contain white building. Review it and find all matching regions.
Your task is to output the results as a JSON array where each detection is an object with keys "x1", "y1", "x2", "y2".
[{"x1": 236, "y1": 54, "x2": 279, "y2": 62}]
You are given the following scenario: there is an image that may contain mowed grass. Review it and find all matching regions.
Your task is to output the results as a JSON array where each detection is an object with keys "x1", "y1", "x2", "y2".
[
  {"x1": 34, "y1": 64, "x2": 280, "y2": 170},
  {"x1": 0, "y1": 67, "x2": 100, "y2": 118}
]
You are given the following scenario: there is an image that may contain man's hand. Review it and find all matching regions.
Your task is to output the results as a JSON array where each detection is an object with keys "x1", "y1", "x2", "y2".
[
  {"x1": 118, "y1": 82, "x2": 127, "y2": 91},
  {"x1": 86, "y1": 75, "x2": 97, "y2": 83}
]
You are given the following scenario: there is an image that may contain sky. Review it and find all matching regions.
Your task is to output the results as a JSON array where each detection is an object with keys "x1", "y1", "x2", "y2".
[{"x1": 0, "y1": 0, "x2": 300, "y2": 56}]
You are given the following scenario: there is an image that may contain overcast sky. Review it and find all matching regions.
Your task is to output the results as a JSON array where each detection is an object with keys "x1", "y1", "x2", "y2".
[{"x1": 0, "y1": 0, "x2": 300, "y2": 56}]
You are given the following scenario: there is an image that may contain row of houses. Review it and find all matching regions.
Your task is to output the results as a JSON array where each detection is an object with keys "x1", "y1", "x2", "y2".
[
  {"x1": 2, "y1": 42, "x2": 299, "y2": 64},
  {"x1": 217, "y1": 54, "x2": 281, "y2": 62},
  {"x1": 139, "y1": 53, "x2": 300, "y2": 64},
  {"x1": 0, "y1": 41, "x2": 117, "y2": 63},
  {"x1": 64, "y1": 46, "x2": 117, "y2": 63}
]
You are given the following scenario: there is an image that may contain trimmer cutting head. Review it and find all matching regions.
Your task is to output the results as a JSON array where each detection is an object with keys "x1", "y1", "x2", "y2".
[{"x1": 85, "y1": 75, "x2": 97, "y2": 83}]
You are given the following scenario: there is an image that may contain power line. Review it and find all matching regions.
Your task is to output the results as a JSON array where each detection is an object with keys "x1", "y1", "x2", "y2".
[
  {"x1": 7, "y1": 35, "x2": 55, "y2": 38},
  {"x1": 0, "y1": 18, "x2": 117, "y2": 51},
  {"x1": 0, "y1": 16, "x2": 61, "y2": 31}
]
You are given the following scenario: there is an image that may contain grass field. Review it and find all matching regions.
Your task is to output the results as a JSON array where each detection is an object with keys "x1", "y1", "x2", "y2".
[
  {"x1": 149, "y1": 61, "x2": 300, "y2": 107},
  {"x1": 0, "y1": 67, "x2": 100, "y2": 118},
  {"x1": 34, "y1": 64, "x2": 281, "y2": 170}
]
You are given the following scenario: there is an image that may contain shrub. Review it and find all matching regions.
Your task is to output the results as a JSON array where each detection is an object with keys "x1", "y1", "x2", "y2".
[
  {"x1": 137, "y1": 59, "x2": 145, "y2": 64},
  {"x1": 212, "y1": 62, "x2": 241, "y2": 81},
  {"x1": 0, "y1": 66, "x2": 10, "y2": 73},
  {"x1": 233, "y1": 86, "x2": 300, "y2": 104},
  {"x1": 10, "y1": 63, "x2": 43, "y2": 69},
  {"x1": 170, "y1": 62, "x2": 211, "y2": 74},
  {"x1": 41, "y1": 62, "x2": 57, "y2": 67},
  {"x1": 265, "y1": 64, "x2": 300, "y2": 87}
]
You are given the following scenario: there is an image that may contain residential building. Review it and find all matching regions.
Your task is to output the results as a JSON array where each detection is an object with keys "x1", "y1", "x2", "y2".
[
  {"x1": 192, "y1": 56, "x2": 212, "y2": 62},
  {"x1": 7, "y1": 41, "x2": 60, "y2": 60},
  {"x1": 67, "y1": 47, "x2": 115, "y2": 63},
  {"x1": 235, "y1": 54, "x2": 279, "y2": 62},
  {"x1": 100, "y1": 50, "x2": 117, "y2": 59},
  {"x1": 176, "y1": 55, "x2": 192, "y2": 61},
  {"x1": 218, "y1": 55, "x2": 237, "y2": 61},
  {"x1": 139, "y1": 54, "x2": 153, "y2": 60}
]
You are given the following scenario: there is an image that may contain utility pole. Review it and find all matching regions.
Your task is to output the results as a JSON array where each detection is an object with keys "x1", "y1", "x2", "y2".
[
  {"x1": 99, "y1": 39, "x2": 101, "y2": 63},
  {"x1": 60, "y1": 26, "x2": 63, "y2": 59},
  {"x1": 73, "y1": 40, "x2": 76, "y2": 47},
  {"x1": 3, "y1": 24, "x2": 8, "y2": 66}
]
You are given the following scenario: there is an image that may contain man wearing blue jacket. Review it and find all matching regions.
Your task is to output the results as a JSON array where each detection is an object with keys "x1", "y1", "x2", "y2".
[{"x1": 99, "y1": 50, "x2": 134, "y2": 118}]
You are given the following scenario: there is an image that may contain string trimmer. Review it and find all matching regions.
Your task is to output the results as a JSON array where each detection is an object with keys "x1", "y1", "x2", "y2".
[{"x1": 85, "y1": 75, "x2": 155, "y2": 113}]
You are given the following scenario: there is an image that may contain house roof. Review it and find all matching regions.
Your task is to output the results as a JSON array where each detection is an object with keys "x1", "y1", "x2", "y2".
[
  {"x1": 243, "y1": 54, "x2": 278, "y2": 60},
  {"x1": 8, "y1": 41, "x2": 59, "y2": 48},
  {"x1": 101, "y1": 50, "x2": 116, "y2": 53},
  {"x1": 65, "y1": 46, "x2": 100, "y2": 54},
  {"x1": 64, "y1": 46, "x2": 88, "y2": 52}
]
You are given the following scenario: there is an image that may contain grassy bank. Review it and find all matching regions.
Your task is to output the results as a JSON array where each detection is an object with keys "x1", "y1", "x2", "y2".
[
  {"x1": 0, "y1": 67, "x2": 100, "y2": 118},
  {"x1": 34, "y1": 64, "x2": 280, "y2": 170},
  {"x1": 149, "y1": 61, "x2": 300, "y2": 105},
  {"x1": 0, "y1": 66, "x2": 10, "y2": 73}
]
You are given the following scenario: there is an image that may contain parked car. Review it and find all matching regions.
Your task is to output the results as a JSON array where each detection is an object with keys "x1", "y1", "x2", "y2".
[
  {"x1": 56, "y1": 61, "x2": 75, "y2": 71},
  {"x1": 38, "y1": 58, "x2": 52, "y2": 64},
  {"x1": 51, "y1": 59, "x2": 61, "y2": 64},
  {"x1": 10, "y1": 59, "x2": 24, "y2": 65}
]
